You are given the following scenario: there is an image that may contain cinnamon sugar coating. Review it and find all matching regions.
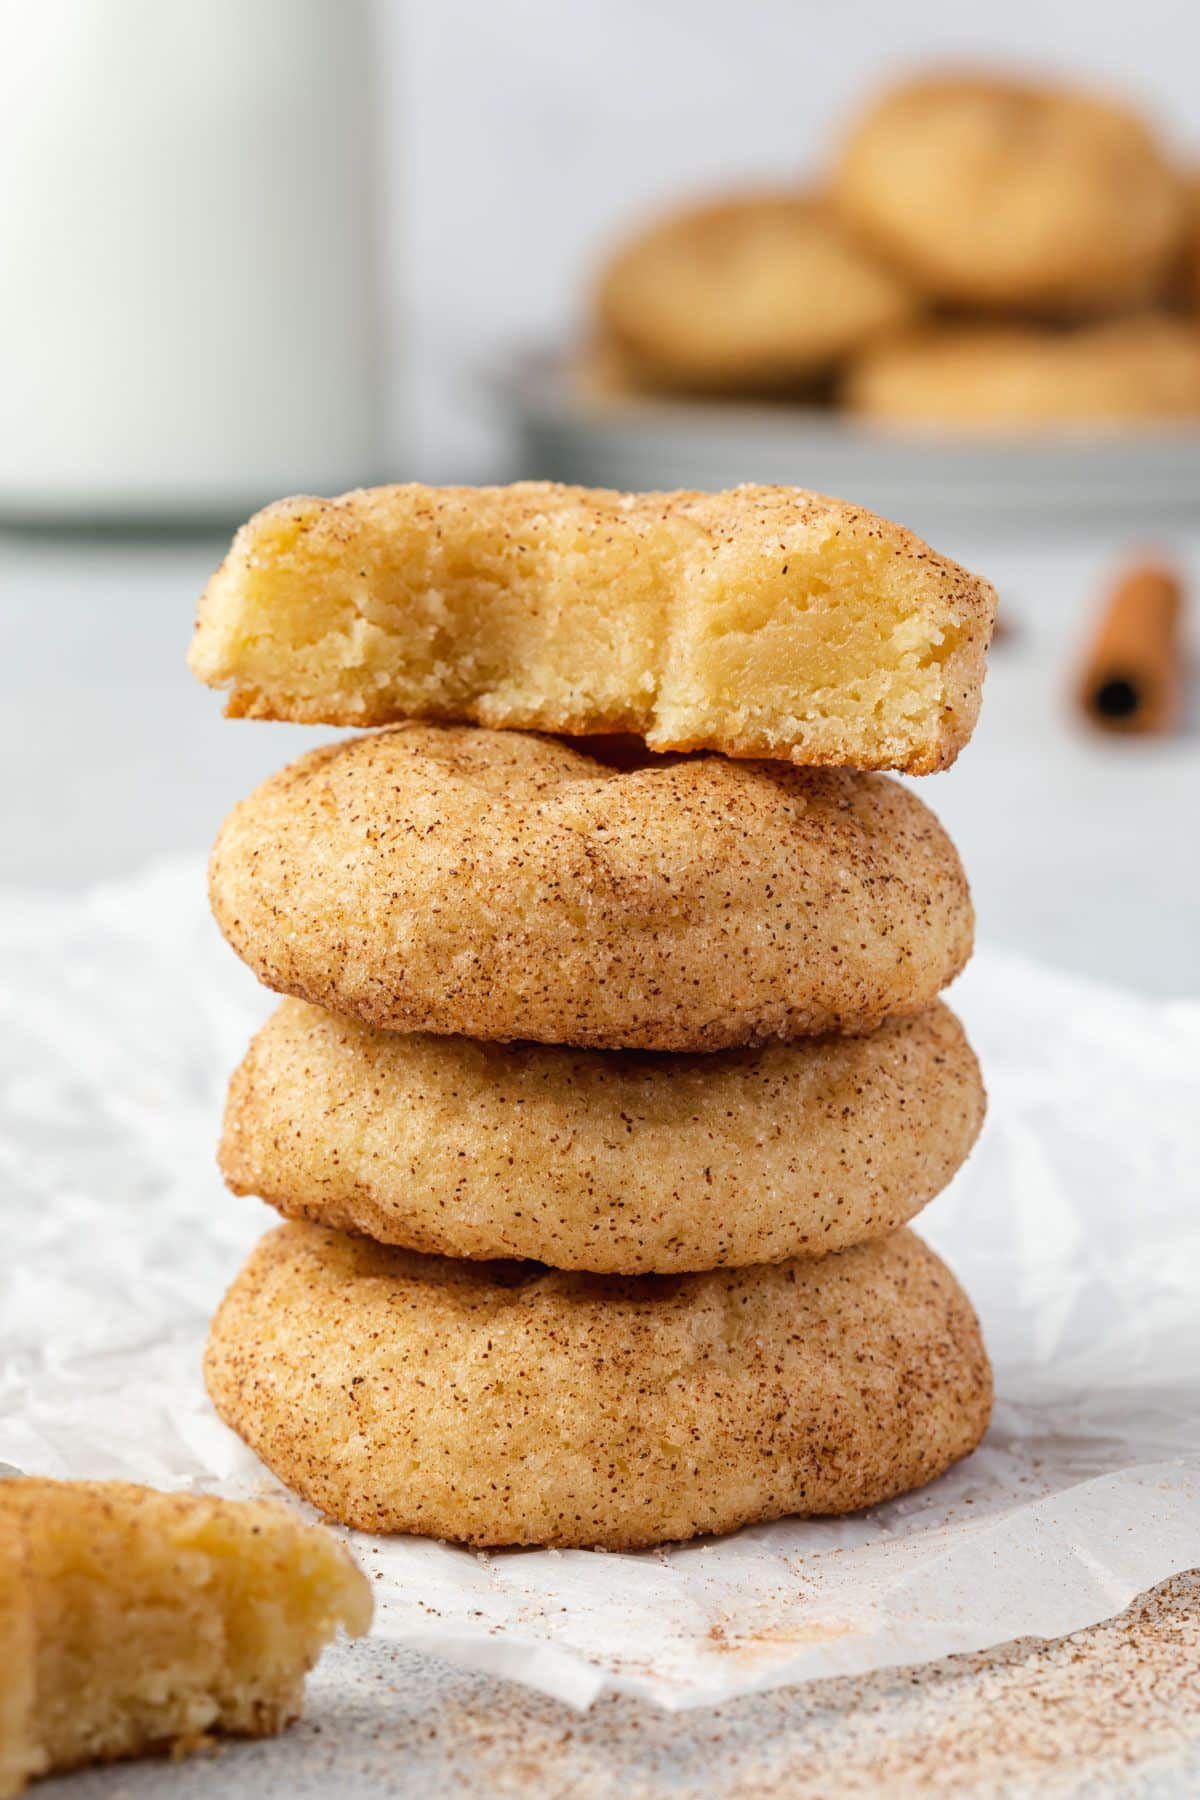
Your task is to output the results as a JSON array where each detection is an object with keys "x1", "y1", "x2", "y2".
[
  {"x1": 204, "y1": 1223, "x2": 993, "y2": 1550},
  {"x1": 208, "y1": 725, "x2": 974, "y2": 1051},
  {"x1": 221, "y1": 999, "x2": 984, "y2": 1272}
]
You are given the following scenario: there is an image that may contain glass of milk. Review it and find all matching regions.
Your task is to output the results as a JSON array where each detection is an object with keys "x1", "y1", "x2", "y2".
[{"x1": 0, "y1": 0, "x2": 383, "y2": 522}]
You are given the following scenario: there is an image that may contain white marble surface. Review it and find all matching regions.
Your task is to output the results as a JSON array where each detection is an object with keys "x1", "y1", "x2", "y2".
[{"x1": 33, "y1": 1598, "x2": 1200, "y2": 1800}]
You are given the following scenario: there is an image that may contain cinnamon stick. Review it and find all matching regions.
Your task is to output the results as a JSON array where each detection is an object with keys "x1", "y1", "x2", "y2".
[{"x1": 1076, "y1": 559, "x2": 1186, "y2": 736}]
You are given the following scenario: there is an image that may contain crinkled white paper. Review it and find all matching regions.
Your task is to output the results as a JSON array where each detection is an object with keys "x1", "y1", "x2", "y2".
[{"x1": 2, "y1": 860, "x2": 1198, "y2": 1710}]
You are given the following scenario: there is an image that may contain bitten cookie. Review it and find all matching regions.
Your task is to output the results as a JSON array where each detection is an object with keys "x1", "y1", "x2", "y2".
[
  {"x1": 208, "y1": 725, "x2": 974, "y2": 1051},
  {"x1": 222, "y1": 999, "x2": 985, "y2": 1273},
  {"x1": 188, "y1": 482, "x2": 996, "y2": 774},
  {"x1": 595, "y1": 191, "x2": 918, "y2": 391},
  {"x1": 204, "y1": 1223, "x2": 993, "y2": 1550},
  {"x1": 0, "y1": 1481, "x2": 370, "y2": 1796},
  {"x1": 833, "y1": 73, "x2": 1183, "y2": 313},
  {"x1": 846, "y1": 318, "x2": 1200, "y2": 428}
]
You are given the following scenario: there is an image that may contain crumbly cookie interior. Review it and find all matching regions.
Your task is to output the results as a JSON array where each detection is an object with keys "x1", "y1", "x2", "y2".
[
  {"x1": 0, "y1": 1531, "x2": 36, "y2": 1798},
  {"x1": 0, "y1": 1481, "x2": 371, "y2": 1793},
  {"x1": 189, "y1": 484, "x2": 994, "y2": 774}
]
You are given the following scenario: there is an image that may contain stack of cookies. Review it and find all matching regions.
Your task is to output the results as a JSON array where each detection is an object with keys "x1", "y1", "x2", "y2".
[{"x1": 192, "y1": 482, "x2": 997, "y2": 1551}]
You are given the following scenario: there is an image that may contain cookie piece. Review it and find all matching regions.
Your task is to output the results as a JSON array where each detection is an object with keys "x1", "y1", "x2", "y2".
[
  {"x1": 188, "y1": 482, "x2": 996, "y2": 774},
  {"x1": 205, "y1": 1222, "x2": 992, "y2": 1550},
  {"x1": 0, "y1": 1529, "x2": 35, "y2": 1799},
  {"x1": 833, "y1": 74, "x2": 1183, "y2": 313},
  {"x1": 208, "y1": 725, "x2": 974, "y2": 1051},
  {"x1": 847, "y1": 318, "x2": 1200, "y2": 428},
  {"x1": 222, "y1": 999, "x2": 985, "y2": 1273},
  {"x1": 0, "y1": 1480, "x2": 371, "y2": 1795},
  {"x1": 595, "y1": 191, "x2": 918, "y2": 390}
]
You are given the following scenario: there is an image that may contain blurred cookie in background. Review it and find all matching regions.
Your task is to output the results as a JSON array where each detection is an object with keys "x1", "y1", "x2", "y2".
[
  {"x1": 574, "y1": 325, "x2": 834, "y2": 407},
  {"x1": 845, "y1": 317, "x2": 1200, "y2": 429},
  {"x1": 832, "y1": 73, "x2": 1185, "y2": 315},
  {"x1": 575, "y1": 327, "x2": 657, "y2": 402},
  {"x1": 1175, "y1": 173, "x2": 1200, "y2": 315},
  {"x1": 594, "y1": 191, "x2": 919, "y2": 394}
]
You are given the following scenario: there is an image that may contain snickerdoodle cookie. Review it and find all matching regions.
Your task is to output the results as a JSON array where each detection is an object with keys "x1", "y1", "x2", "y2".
[
  {"x1": 0, "y1": 1481, "x2": 370, "y2": 1795},
  {"x1": 208, "y1": 725, "x2": 973, "y2": 1051},
  {"x1": 188, "y1": 482, "x2": 996, "y2": 774},
  {"x1": 595, "y1": 191, "x2": 918, "y2": 391},
  {"x1": 833, "y1": 74, "x2": 1183, "y2": 313},
  {"x1": 222, "y1": 999, "x2": 984, "y2": 1273},
  {"x1": 847, "y1": 318, "x2": 1200, "y2": 428},
  {"x1": 204, "y1": 1223, "x2": 992, "y2": 1549},
  {"x1": 1178, "y1": 174, "x2": 1200, "y2": 315}
]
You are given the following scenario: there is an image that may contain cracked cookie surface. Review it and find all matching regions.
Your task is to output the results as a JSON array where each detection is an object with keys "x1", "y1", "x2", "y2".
[
  {"x1": 208, "y1": 724, "x2": 974, "y2": 1050},
  {"x1": 222, "y1": 999, "x2": 984, "y2": 1272},
  {"x1": 205, "y1": 1223, "x2": 992, "y2": 1550}
]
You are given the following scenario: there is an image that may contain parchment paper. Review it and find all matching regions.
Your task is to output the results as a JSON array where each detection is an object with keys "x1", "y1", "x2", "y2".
[{"x1": 2, "y1": 860, "x2": 1197, "y2": 1710}]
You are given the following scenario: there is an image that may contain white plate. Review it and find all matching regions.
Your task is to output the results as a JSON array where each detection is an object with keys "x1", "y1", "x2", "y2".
[{"x1": 493, "y1": 352, "x2": 1200, "y2": 531}]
